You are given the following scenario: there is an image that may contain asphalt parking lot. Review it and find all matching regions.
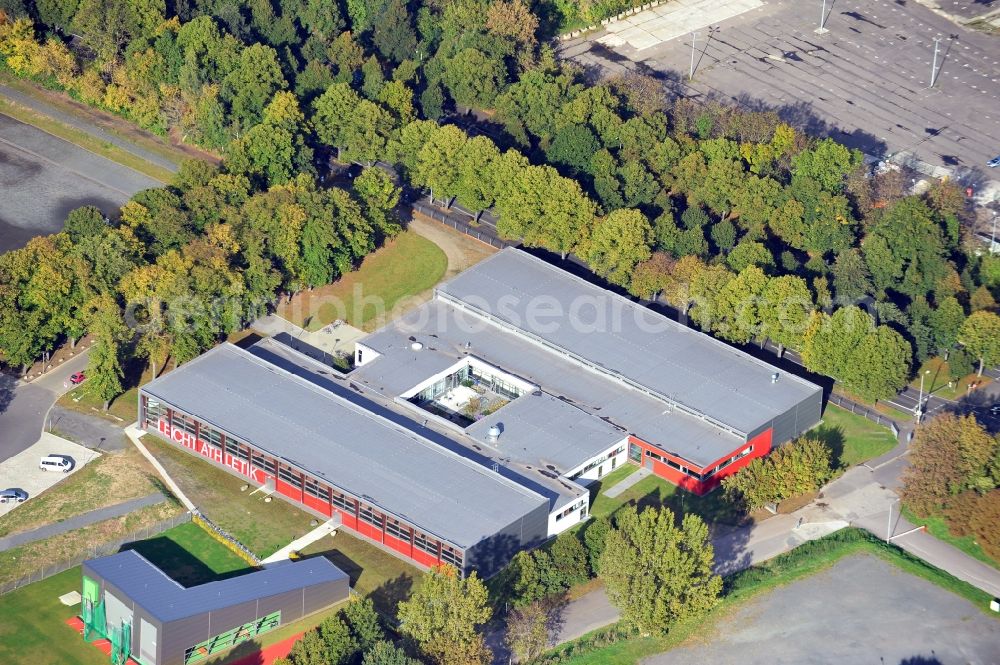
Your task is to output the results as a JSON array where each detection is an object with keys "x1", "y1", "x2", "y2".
[
  {"x1": 0, "y1": 433, "x2": 99, "y2": 518},
  {"x1": 646, "y1": 554, "x2": 1000, "y2": 664},
  {"x1": 0, "y1": 113, "x2": 159, "y2": 253},
  {"x1": 562, "y1": 0, "x2": 1000, "y2": 183}
]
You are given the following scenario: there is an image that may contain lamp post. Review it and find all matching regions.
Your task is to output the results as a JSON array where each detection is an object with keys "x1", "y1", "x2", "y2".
[
  {"x1": 916, "y1": 369, "x2": 930, "y2": 424},
  {"x1": 887, "y1": 498, "x2": 899, "y2": 540},
  {"x1": 689, "y1": 31, "x2": 698, "y2": 80},
  {"x1": 930, "y1": 37, "x2": 942, "y2": 87},
  {"x1": 816, "y1": 0, "x2": 829, "y2": 33}
]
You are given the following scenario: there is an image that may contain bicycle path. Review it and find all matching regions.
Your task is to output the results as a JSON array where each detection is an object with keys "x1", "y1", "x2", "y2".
[{"x1": 0, "y1": 492, "x2": 165, "y2": 552}]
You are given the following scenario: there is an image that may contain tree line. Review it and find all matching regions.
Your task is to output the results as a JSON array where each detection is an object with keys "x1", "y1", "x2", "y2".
[
  {"x1": 0, "y1": 156, "x2": 400, "y2": 406},
  {"x1": 901, "y1": 413, "x2": 1000, "y2": 563},
  {"x1": 1, "y1": 0, "x2": 999, "y2": 401}
]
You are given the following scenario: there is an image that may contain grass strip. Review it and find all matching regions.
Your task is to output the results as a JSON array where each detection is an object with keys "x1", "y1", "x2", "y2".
[{"x1": 0, "y1": 96, "x2": 174, "y2": 182}]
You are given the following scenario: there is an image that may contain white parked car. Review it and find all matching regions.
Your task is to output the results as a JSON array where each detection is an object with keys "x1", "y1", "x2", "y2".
[{"x1": 39, "y1": 455, "x2": 73, "y2": 472}]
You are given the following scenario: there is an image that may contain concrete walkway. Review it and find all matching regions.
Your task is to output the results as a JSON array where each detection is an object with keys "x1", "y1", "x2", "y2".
[
  {"x1": 261, "y1": 517, "x2": 342, "y2": 565},
  {"x1": 0, "y1": 492, "x2": 164, "y2": 552},
  {"x1": 124, "y1": 423, "x2": 196, "y2": 512},
  {"x1": 602, "y1": 467, "x2": 651, "y2": 499}
]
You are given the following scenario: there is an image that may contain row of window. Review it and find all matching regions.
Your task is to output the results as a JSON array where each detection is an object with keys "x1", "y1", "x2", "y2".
[
  {"x1": 150, "y1": 398, "x2": 464, "y2": 569},
  {"x1": 555, "y1": 499, "x2": 586, "y2": 522},
  {"x1": 710, "y1": 446, "x2": 754, "y2": 476},
  {"x1": 645, "y1": 450, "x2": 706, "y2": 481},
  {"x1": 577, "y1": 445, "x2": 626, "y2": 476}
]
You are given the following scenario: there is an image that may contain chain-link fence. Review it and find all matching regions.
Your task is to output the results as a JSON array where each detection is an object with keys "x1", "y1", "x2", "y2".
[
  {"x1": 0, "y1": 511, "x2": 192, "y2": 596},
  {"x1": 828, "y1": 393, "x2": 902, "y2": 435},
  {"x1": 411, "y1": 202, "x2": 513, "y2": 250}
]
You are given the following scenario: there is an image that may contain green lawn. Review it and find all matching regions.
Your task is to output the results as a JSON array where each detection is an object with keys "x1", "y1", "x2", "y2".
[
  {"x1": 144, "y1": 436, "x2": 420, "y2": 616},
  {"x1": 901, "y1": 506, "x2": 1000, "y2": 571},
  {"x1": 545, "y1": 529, "x2": 998, "y2": 664},
  {"x1": 278, "y1": 230, "x2": 448, "y2": 331},
  {"x1": 123, "y1": 522, "x2": 252, "y2": 586},
  {"x1": 0, "y1": 567, "x2": 108, "y2": 665},
  {"x1": 589, "y1": 465, "x2": 741, "y2": 526},
  {"x1": 910, "y1": 356, "x2": 988, "y2": 400},
  {"x1": 814, "y1": 404, "x2": 898, "y2": 468}
]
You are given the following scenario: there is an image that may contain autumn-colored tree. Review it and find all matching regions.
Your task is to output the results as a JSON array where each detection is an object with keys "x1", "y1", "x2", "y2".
[
  {"x1": 722, "y1": 437, "x2": 833, "y2": 512},
  {"x1": 578, "y1": 208, "x2": 652, "y2": 288},
  {"x1": 901, "y1": 413, "x2": 999, "y2": 516}
]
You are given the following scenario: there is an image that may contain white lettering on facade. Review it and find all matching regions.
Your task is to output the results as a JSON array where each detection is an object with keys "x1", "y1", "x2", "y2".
[{"x1": 157, "y1": 419, "x2": 263, "y2": 484}]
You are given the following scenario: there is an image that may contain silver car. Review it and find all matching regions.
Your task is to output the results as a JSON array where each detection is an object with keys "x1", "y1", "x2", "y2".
[
  {"x1": 988, "y1": 155, "x2": 1000, "y2": 168},
  {"x1": 0, "y1": 488, "x2": 28, "y2": 503}
]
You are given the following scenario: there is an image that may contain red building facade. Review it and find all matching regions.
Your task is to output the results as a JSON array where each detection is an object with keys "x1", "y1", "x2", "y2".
[
  {"x1": 627, "y1": 428, "x2": 774, "y2": 495},
  {"x1": 141, "y1": 394, "x2": 464, "y2": 570}
]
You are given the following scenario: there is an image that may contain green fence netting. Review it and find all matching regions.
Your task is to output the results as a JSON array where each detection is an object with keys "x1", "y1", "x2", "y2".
[
  {"x1": 109, "y1": 621, "x2": 131, "y2": 665},
  {"x1": 82, "y1": 598, "x2": 107, "y2": 642}
]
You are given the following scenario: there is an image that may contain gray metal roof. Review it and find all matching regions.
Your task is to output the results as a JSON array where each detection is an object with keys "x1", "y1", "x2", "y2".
[
  {"x1": 434, "y1": 248, "x2": 821, "y2": 435},
  {"x1": 141, "y1": 344, "x2": 547, "y2": 550},
  {"x1": 357, "y1": 300, "x2": 746, "y2": 468},
  {"x1": 85, "y1": 550, "x2": 346, "y2": 623},
  {"x1": 465, "y1": 391, "x2": 628, "y2": 475}
]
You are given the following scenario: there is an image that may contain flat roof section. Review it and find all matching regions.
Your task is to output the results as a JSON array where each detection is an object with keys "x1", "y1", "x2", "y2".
[
  {"x1": 141, "y1": 344, "x2": 548, "y2": 550},
  {"x1": 357, "y1": 300, "x2": 745, "y2": 468},
  {"x1": 85, "y1": 550, "x2": 347, "y2": 623},
  {"x1": 465, "y1": 390, "x2": 628, "y2": 475},
  {"x1": 436, "y1": 248, "x2": 821, "y2": 436}
]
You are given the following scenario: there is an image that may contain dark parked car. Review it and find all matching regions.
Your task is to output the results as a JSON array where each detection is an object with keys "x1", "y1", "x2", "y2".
[{"x1": 0, "y1": 488, "x2": 28, "y2": 504}]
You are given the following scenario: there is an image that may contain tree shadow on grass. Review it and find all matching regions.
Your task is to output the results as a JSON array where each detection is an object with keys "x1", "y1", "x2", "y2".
[
  {"x1": 811, "y1": 424, "x2": 847, "y2": 469},
  {"x1": 121, "y1": 537, "x2": 251, "y2": 587},
  {"x1": 368, "y1": 573, "x2": 415, "y2": 618}
]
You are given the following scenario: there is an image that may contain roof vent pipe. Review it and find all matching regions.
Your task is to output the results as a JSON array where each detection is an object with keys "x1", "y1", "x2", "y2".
[
  {"x1": 487, "y1": 424, "x2": 501, "y2": 443},
  {"x1": 410, "y1": 342, "x2": 423, "y2": 351},
  {"x1": 771, "y1": 372, "x2": 779, "y2": 383}
]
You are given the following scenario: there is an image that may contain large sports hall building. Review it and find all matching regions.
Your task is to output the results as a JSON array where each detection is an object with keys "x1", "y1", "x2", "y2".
[{"x1": 139, "y1": 248, "x2": 822, "y2": 577}]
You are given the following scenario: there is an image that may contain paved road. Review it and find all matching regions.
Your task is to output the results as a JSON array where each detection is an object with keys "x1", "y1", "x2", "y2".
[
  {"x1": 561, "y1": 0, "x2": 1000, "y2": 183},
  {"x1": 0, "y1": 113, "x2": 159, "y2": 253},
  {"x1": 0, "y1": 351, "x2": 89, "y2": 463},
  {"x1": 0, "y1": 84, "x2": 179, "y2": 174},
  {"x1": 647, "y1": 554, "x2": 1000, "y2": 664}
]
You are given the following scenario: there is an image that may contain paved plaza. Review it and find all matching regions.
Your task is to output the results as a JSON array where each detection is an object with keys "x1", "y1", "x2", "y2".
[
  {"x1": 0, "y1": 113, "x2": 159, "y2": 253},
  {"x1": 562, "y1": 0, "x2": 1000, "y2": 186}
]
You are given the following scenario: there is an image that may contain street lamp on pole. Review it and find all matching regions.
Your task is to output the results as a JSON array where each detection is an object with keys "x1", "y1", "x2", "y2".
[
  {"x1": 991, "y1": 212, "x2": 998, "y2": 254},
  {"x1": 930, "y1": 37, "x2": 943, "y2": 87},
  {"x1": 689, "y1": 31, "x2": 699, "y2": 80},
  {"x1": 916, "y1": 369, "x2": 930, "y2": 423},
  {"x1": 887, "y1": 498, "x2": 899, "y2": 540},
  {"x1": 816, "y1": 0, "x2": 829, "y2": 33}
]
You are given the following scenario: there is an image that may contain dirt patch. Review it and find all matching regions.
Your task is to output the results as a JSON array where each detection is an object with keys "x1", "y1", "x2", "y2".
[{"x1": 408, "y1": 214, "x2": 497, "y2": 278}]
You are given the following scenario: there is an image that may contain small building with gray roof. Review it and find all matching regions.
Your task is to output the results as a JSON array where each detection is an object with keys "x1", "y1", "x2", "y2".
[{"x1": 79, "y1": 549, "x2": 349, "y2": 665}]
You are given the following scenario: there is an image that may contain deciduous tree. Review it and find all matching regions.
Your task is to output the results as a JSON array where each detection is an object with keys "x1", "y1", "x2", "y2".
[
  {"x1": 958, "y1": 310, "x2": 1000, "y2": 375},
  {"x1": 599, "y1": 506, "x2": 721, "y2": 635},
  {"x1": 397, "y1": 565, "x2": 492, "y2": 665}
]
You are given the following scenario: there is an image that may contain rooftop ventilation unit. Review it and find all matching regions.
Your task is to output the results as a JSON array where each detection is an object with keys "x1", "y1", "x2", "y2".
[
  {"x1": 487, "y1": 424, "x2": 501, "y2": 443},
  {"x1": 410, "y1": 341, "x2": 423, "y2": 351},
  {"x1": 771, "y1": 372, "x2": 779, "y2": 383}
]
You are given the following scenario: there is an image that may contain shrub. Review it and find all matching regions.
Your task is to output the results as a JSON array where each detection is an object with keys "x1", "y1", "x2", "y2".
[{"x1": 723, "y1": 437, "x2": 833, "y2": 512}]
